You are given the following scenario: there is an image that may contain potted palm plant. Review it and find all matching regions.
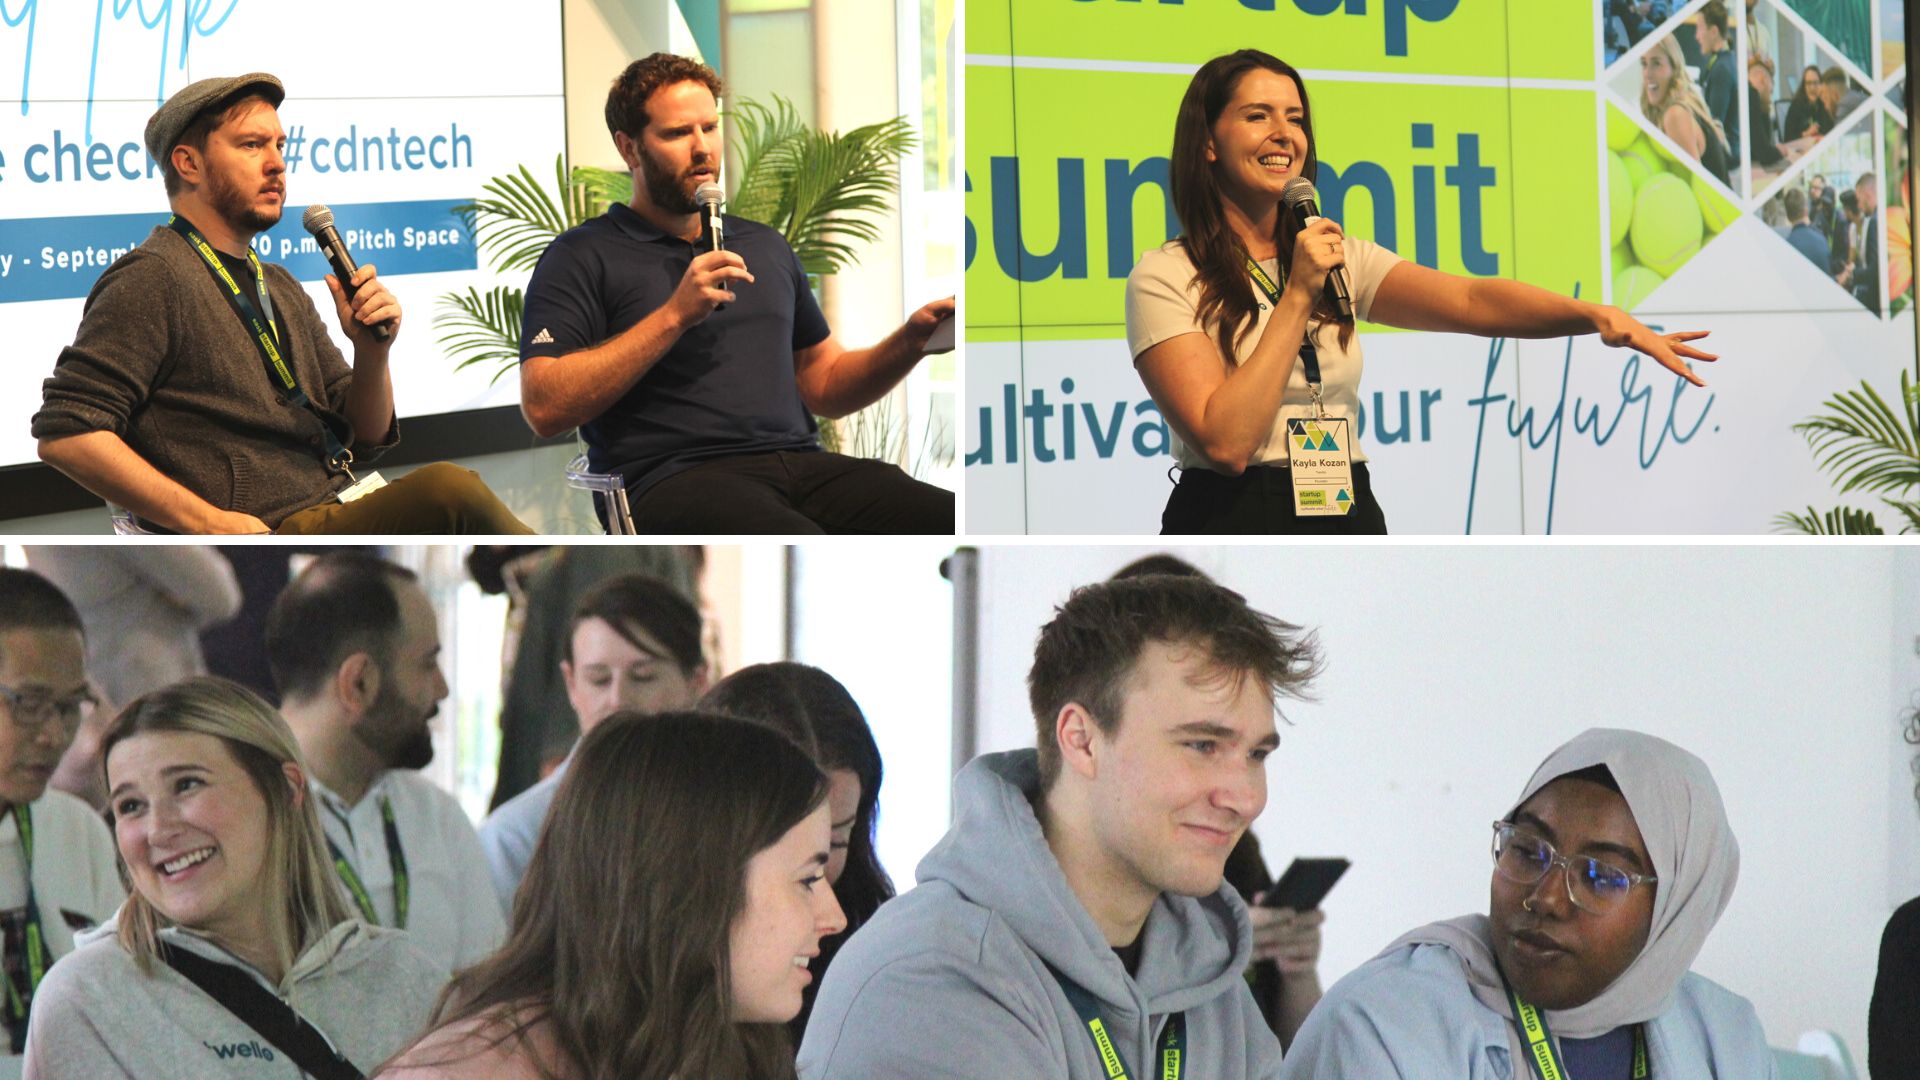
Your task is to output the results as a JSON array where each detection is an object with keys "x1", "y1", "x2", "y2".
[
  {"x1": 435, "y1": 95, "x2": 919, "y2": 462},
  {"x1": 1775, "y1": 370, "x2": 1920, "y2": 534}
]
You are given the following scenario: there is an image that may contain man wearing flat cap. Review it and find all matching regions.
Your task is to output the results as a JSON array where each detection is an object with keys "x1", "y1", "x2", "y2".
[{"x1": 32, "y1": 74, "x2": 532, "y2": 534}]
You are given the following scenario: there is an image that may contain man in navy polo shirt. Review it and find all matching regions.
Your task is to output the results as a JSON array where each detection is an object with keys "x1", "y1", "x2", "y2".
[{"x1": 518, "y1": 53, "x2": 955, "y2": 534}]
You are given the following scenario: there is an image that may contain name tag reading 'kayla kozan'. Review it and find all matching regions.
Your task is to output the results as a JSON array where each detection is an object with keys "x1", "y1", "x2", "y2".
[{"x1": 1287, "y1": 417, "x2": 1355, "y2": 516}]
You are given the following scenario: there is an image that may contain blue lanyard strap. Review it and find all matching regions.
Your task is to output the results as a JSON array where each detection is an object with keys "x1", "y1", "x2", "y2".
[
  {"x1": 1045, "y1": 963, "x2": 1185, "y2": 1080},
  {"x1": 166, "y1": 215, "x2": 356, "y2": 474},
  {"x1": 3, "y1": 804, "x2": 50, "y2": 1054},
  {"x1": 1503, "y1": 979, "x2": 1648, "y2": 1080}
]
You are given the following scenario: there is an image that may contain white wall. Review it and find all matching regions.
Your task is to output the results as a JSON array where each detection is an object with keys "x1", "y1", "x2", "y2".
[{"x1": 970, "y1": 544, "x2": 1913, "y2": 1062}]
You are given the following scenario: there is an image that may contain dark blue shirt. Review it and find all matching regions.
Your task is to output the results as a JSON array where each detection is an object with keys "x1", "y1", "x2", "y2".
[
  {"x1": 1560, "y1": 1024, "x2": 1638, "y2": 1078},
  {"x1": 519, "y1": 203, "x2": 832, "y2": 494},
  {"x1": 1787, "y1": 223, "x2": 1831, "y2": 272}
]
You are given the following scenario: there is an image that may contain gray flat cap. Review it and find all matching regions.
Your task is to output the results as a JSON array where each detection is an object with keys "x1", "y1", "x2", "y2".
[{"x1": 144, "y1": 73, "x2": 285, "y2": 166}]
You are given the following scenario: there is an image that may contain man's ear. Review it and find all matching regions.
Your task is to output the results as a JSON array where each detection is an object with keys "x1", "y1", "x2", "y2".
[
  {"x1": 335, "y1": 652, "x2": 379, "y2": 718},
  {"x1": 170, "y1": 144, "x2": 204, "y2": 189},
  {"x1": 613, "y1": 130, "x2": 644, "y2": 172},
  {"x1": 1055, "y1": 702, "x2": 1103, "y2": 782}
]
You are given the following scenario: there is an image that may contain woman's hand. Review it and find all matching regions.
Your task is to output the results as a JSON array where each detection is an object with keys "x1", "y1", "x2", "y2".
[
  {"x1": 1593, "y1": 305, "x2": 1719, "y2": 386},
  {"x1": 1286, "y1": 217, "x2": 1347, "y2": 304},
  {"x1": 1248, "y1": 900, "x2": 1326, "y2": 974}
]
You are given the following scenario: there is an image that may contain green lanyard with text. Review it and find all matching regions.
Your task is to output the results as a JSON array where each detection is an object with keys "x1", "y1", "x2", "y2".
[
  {"x1": 325, "y1": 796, "x2": 410, "y2": 929},
  {"x1": 1046, "y1": 964, "x2": 1185, "y2": 1080},
  {"x1": 3, "y1": 804, "x2": 51, "y2": 1054},
  {"x1": 1246, "y1": 256, "x2": 1326, "y2": 417},
  {"x1": 167, "y1": 215, "x2": 356, "y2": 475},
  {"x1": 1503, "y1": 979, "x2": 1648, "y2": 1080}
]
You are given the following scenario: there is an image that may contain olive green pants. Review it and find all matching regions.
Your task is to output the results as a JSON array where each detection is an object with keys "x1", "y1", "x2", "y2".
[{"x1": 275, "y1": 462, "x2": 535, "y2": 535}]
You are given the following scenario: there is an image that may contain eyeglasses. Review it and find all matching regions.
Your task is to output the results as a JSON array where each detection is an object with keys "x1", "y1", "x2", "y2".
[
  {"x1": 1490, "y1": 821, "x2": 1657, "y2": 915},
  {"x1": 0, "y1": 683, "x2": 97, "y2": 732}
]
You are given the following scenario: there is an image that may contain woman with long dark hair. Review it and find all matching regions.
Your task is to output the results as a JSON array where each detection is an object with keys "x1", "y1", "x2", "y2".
[
  {"x1": 377, "y1": 712, "x2": 845, "y2": 1079},
  {"x1": 23, "y1": 677, "x2": 444, "y2": 1079},
  {"x1": 698, "y1": 662, "x2": 896, "y2": 1036},
  {"x1": 1127, "y1": 50, "x2": 1719, "y2": 534}
]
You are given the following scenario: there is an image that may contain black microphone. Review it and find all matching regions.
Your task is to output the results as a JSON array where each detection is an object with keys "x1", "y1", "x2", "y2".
[
  {"x1": 302, "y1": 205, "x2": 392, "y2": 342},
  {"x1": 1281, "y1": 177, "x2": 1354, "y2": 320}
]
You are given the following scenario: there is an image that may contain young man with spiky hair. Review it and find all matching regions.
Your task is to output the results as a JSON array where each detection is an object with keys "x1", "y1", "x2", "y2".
[
  {"x1": 0, "y1": 569, "x2": 124, "y2": 1079},
  {"x1": 800, "y1": 574, "x2": 1320, "y2": 1078},
  {"x1": 516, "y1": 52, "x2": 955, "y2": 534}
]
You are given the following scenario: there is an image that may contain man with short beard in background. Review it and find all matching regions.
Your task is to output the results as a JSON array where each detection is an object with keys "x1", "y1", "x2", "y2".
[
  {"x1": 34, "y1": 73, "x2": 530, "y2": 534},
  {"x1": 516, "y1": 52, "x2": 955, "y2": 534},
  {"x1": 267, "y1": 553, "x2": 505, "y2": 973}
]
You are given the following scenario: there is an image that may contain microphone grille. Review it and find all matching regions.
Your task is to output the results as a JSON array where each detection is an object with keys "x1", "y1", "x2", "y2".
[
  {"x1": 301, "y1": 205, "x2": 334, "y2": 234},
  {"x1": 695, "y1": 182, "x2": 724, "y2": 209},
  {"x1": 1281, "y1": 178, "x2": 1318, "y2": 209}
]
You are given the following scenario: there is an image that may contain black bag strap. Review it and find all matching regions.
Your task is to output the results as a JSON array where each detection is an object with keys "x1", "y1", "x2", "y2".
[{"x1": 157, "y1": 942, "x2": 364, "y2": 1080}]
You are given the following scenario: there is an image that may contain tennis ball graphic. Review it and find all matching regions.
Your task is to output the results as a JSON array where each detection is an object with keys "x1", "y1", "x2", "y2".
[
  {"x1": 1612, "y1": 241, "x2": 1634, "y2": 278},
  {"x1": 1620, "y1": 136, "x2": 1662, "y2": 190},
  {"x1": 1607, "y1": 107, "x2": 1641, "y2": 150},
  {"x1": 1631, "y1": 173, "x2": 1704, "y2": 277},
  {"x1": 1691, "y1": 172, "x2": 1736, "y2": 234},
  {"x1": 1615, "y1": 265, "x2": 1667, "y2": 309},
  {"x1": 1610, "y1": 153, "x2": 1634, "y2": 247}
]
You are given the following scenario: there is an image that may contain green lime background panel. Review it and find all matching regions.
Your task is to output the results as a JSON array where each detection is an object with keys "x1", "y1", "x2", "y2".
[
  {"x1": 967, "y1": 0, "x2": 1012, "y2": 56},
  {"x1": 996, "y1": 0, "x2": 1585, "y2": 81},
  {"x1": 1506, "y1": 88, "x2": 1603, "y2": 301},
  {"x1": 1506, "y1": 0, "x2": 1595, "y2": 81},
  {"x1": 966, "y1": 60, "x2": 1023, "y2": 331}
]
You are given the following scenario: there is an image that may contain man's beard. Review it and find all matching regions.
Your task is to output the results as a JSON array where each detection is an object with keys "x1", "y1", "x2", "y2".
[
  {"x1": 208, "y1": 167, "x2": 283, "y2": 234},
  {"x1": 638, "y1": 144, "x2": 701, "y2": 214},
  {"x1": 362, "y1": 681, "x2": 436, "y2": 771}
]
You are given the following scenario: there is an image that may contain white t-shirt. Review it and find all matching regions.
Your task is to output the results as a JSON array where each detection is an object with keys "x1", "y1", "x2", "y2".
[
  {"x1": 1125, "y1": 235, "x2": 1403, "y2": 470},
  {"x1": 312, "y1": 771, "x2": 506, "y2": 974}
]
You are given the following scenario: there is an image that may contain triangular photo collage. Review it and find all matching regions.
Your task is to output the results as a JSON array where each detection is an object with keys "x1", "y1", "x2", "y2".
[{"x1": 1601, "y1": 0, "x2": 1910, "y2": 317}]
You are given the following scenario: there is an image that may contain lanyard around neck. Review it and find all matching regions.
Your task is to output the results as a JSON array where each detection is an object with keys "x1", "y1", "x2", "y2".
[
  {"x1": 167, "y1": 215, "x2": 357, "y2": 475},
  {"x1": 1503, "y1": 978, "x2": 1648, "y2": 1080},
  {"x1": 1245, "y1": 256, "x2": 1325, "y2": 411},
  {"x1": 3, "y1": 804, "x2": 50, "y2": 1054},
  {"x1": 1045, "y1": 963, "x2": 1185, "y2": 1080},
  {"x1": 325, "y1": 795, "x2": 409, "y2": 930}
]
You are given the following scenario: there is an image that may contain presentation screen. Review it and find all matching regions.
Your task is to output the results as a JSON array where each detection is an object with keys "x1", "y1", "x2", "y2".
[
  {"x1": 0, "y1": 0, "x2": 564, "y2": 470},
  {"x1": 965, "y1": 0, "x2": 1916, "y2": 533}
]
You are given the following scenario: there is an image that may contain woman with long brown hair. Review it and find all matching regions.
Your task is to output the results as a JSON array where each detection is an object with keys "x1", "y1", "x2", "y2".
[
  {"x1": 377, "y1": 711, "x2": 846, "y2": 1080},
  {"x1": 1127, "y1": 49, "x2": 1720, "y2": 534},
  {"x1": 1638, "y1": 35, "x2": 1731, "y2": 185}
]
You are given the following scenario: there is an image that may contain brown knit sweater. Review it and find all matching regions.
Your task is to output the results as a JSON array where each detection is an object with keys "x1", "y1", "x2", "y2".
[{"x1": 33, "y1": 223, "x2": 399, "y2": 527}]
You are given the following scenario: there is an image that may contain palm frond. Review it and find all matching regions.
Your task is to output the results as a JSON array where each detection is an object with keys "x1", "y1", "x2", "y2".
[
  {"x1": 1770, "y1": 505, "x2": 1883, "y2": 534},
  {"x1": 781, "y1": 117, "x2": 916, "y2": 276},
  {"x1": 453, "y1": 156, "x2": 598, "y2": 272},
  {"x1": 1883, "y1": 499, "x2": 1920, "y2": 534},
  {"x1": 434, "y1": 286, "x2": 524, "y2": 386},
  {"x1": 1790, "y1": 370, "x2": 1920, "y2": 496},
  {"x1": 573, "y1": 166, "x2": 633, "y2": 216},
  {"x1": 727, "y1": 97, "x2": 812, "y2": 225}
]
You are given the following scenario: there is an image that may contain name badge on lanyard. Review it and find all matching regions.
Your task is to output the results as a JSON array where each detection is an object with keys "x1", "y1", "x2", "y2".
[
  {"x1": 1245, "y1": 257, "x2": 1355, "y2": 516},
  {"x1": 1504, "y1": 979, "x2": 1649, "y2": 1080}
]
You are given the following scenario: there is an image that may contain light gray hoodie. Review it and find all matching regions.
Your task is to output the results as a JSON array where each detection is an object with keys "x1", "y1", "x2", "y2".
[
  {"x1": 798, "y1": 748, "x2": 1282, "y2": 1079},
  {"x1": 21, "y1": 917, "x2": 447, "y2": 1079}
]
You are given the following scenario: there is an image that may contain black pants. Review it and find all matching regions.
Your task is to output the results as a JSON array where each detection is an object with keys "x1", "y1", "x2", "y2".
[
  {"x1": 629, "y1": 451, "x2": 953, "y2": 534},
  {"x1": 1161, "y1": 462, "x2": 1388, "y2": 535}
]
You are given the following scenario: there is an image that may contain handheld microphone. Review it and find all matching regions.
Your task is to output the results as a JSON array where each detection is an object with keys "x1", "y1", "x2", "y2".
[
  {"x1": 1281, "y1": 177, "x2": 1354, "y2": 320},
  {"x1": 695, "y1": 182, "x2": 725, "y2": 254},
  {"x1": 302, "y1": 205, "x2": 392, "y2": 342},
  {"x1": 695, "y1": 181, "x2": 728, "y2": 308}
]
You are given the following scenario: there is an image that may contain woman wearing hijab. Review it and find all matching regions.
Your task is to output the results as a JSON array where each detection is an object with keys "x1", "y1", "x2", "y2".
[{"x1": 1280, "y1": 728, "x2": 1774, "y2": 1078}]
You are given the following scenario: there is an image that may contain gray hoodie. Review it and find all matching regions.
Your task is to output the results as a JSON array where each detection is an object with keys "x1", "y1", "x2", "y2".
[
  {"x1": 798, "y1": 749, "x2": 1282, "y2": 1079},
  {"x1": 22, "y1": 917, "x2": 447, "y2": 1079}
]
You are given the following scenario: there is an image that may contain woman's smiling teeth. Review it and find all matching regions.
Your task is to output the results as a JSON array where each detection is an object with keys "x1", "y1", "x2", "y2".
[
  {"x1": 159, "y1": 847, "x2": 215, "y2": 876},
  {"x1": 1259, "y1": 153, "x2": 1292, "y2": 171}
]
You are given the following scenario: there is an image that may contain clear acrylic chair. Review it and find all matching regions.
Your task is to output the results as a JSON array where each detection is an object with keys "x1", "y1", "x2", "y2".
[{"x1": 563, "y1": 453, "x2": 636, "y2": 535}]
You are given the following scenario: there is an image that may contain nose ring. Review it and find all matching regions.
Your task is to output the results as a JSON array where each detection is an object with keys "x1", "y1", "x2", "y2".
[{"x1": 1522, "y1": 897, "x2": 1536, "y2": 913}]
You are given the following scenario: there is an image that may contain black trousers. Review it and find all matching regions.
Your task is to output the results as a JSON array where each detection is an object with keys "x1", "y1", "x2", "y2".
[
  {"x1": 629, "y1": 450, "x2": 953, "y2": 534},
  {"x1": 1160, "y1": 462, "x2": 1388, "y2": 535}
]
